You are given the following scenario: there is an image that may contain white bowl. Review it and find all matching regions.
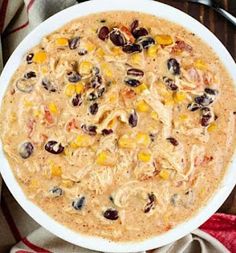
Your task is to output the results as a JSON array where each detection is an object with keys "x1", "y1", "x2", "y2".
[{"x1": 0, "y1": 0, "x2": 236, "y2": 252}]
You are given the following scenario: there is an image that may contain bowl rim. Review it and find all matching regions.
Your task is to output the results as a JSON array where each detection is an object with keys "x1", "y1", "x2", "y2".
[{"x1": 0, "y1": 0, "x2": 236, "y2": 252}]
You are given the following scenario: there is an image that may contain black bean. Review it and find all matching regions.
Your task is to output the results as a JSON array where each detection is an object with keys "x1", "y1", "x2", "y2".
[
  {"x1": 87, "y1": 92, "x2": 97, "y2": 101},
  {"x1": 125, "y1": 78, "x2": 141, "y2": 87},
  {"x1": 19, "y1": 142, "x2": 34, "y2": 159},
  {"x1": 97, "y1": 86, "x2": 106, "y2": 97},
  {"x1": 122, "y1": 43, "x2": 142, "y2": 54},
  {"x1": 81, "y1": 124, "x2": 97, "y2": 136},
  {"x1": 103, "y1": 208, "x2": 119, "y2": 220},
  {"x1": 201, "y1": 115, "x2": 211, "y2": 127},
  {"x1": 163, "y1": 76, "x2": 178, "y2": 91},
  {"x1": 187, "y1": 102, "x2": 201, "y2": 111},
  {"x1": 132, "y1": 27, "x2": 148, "y2": 39},
  {"x1": 45, "y1": 141, "x2": 64, "y2": 154},
  {"x1": 69, "y1": 37, "x2": 80, "y2": 50},
  {"x1": 78, "y1": 49, "x2": 88, "y2": 56},
  {"x1": 90, "y1": 75, "x2": 102, "y2": 89},
  {"x1": 194, "y1": 94, "x2": 213, "y2": 106},
  {"x1": 127, "y1": 68, "x2": 144, "y2": 77},
  {"x1": 204, "y1": 88, "x2": 218, "y2": 96},
  {"x1": 137, "y1": 36, "x2": 155, "y2": 49},
  {"x1": 144, "y1": 193, "x2": 156, "y2": 213},
  {"x1": 42, "y1": 78, "x2": 56, "y2": 92},
  {"x1": 16, "y1": 78, "x2": 34, "y2": 93},
  {"x1": 167, "y1": 137, "x2": 179, "y2": 146},
  {"x1": 130, "y1": 19, "x2": 139, "y2": 33},
  {"x1": 128, "y1": 110, "x2": 138, "y2": 127},
  {"x1": 89, "y1": 102, "x2": 98, "y2": 115},
  {"x1": 26, "y1": 53, "x2": 34, "y2": 64},
  {"x1": 72, "y1": 196, "x2": 85, "y2": 210},
  {"x1": 201, "y1": 107, "x2": 212, "y2": 127},
  {"x1": 49, "y1": 186, "x2": 63, "y2": 197},
  {"x1": 72, "y1": 94, "x2": 82, "y2": 106},
  {"x1": 167, "y1": 58, "x2": 180, "y2": 75},
  {"x1": 24, "y1": 71, "x2": 36, "y2": 79},
  {"x1": 102, "y1": 129, "x2": 113, "y2": 136},
  {"x1": 109, "y1": 29, "x2": 126, "y2": 47},
  {"x1": 100, "y1": 19, "x2": 106, "y2": 23},
  {"x1": 67, "y1": 71, "x2": 81, "y2": 83},
  {"x1": 98, "y1": 26, "x2": 110, "y2": 40}
]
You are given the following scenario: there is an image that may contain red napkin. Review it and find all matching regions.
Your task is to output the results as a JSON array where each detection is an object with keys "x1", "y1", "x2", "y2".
[{"x1": 200, "y1": 213, "x2": 236, "y2": 252}]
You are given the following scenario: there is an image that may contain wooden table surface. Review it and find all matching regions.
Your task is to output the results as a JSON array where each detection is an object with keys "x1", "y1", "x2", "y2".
[{"x1": 157, "y1": 0, "x2": 236, "y2": 60}]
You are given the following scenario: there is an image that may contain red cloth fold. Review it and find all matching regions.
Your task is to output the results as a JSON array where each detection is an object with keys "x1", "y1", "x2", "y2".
[{"x1": 200, "y1": 213, "x2": 236, "y2": 253}]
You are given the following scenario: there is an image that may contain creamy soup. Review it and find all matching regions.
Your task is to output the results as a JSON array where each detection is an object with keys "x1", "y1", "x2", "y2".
[{"x1": 1, "y1": 11, "x2": 236, "y2": 241}]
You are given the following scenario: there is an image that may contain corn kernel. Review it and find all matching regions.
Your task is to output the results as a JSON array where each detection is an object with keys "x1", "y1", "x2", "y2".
[
  {"x1": 178, "y1": 114, "x2": 188, "y2": 121},
  {"x1": 159, "y1": 169, "x2": 170, "y2": 180},
  {"x1": 75, "y1": 82, "x2": 84, "y2": 94},
  {"x1": 151, "y1": 111, "x2": 158, "y2": 121},
  {"x1": 50, "y1": 164, "x2": 62, "y2": 177},
  {"x1": 64, "y1": 84, "x2": 76, "y2": 97},
  {"x1": 79, "y1": 61, "x2": 93, "y2": 75},
  {"x1": 101, "y1": 63, "x2": 112, "y2": 78},
  {"x1": 118, "y1": 135, "x2": 136, "y2": 149},
  {"x1": 96, "y1": 150, "x2": 115, "y2": 166},
  {"x1": 135, "y1": 83, "x2": 148, "y2": 94},
  {"x1": 74, "y1": 134, "x2": 93, "y2": 147},
  {"x1": 112, "y1": 47, "x2": 122, "y2": 56},
  {"x1": 96, "y1": 48, "x2": 105, "y2": 58},
  {"x1": 147, "y1": 45, "x2": 158, "y2": 57},
  {"x1": 155, "y1": 35, "x2": 173, "y2": 45},
  {"x1": 109, "y1": 94, "x2": 117, "y2": 103},
  {"x1": 130, "y1": 53, "x2": 141, "y2": 65},
  {"x1": 136, "y1": 132, "x2": 151, "y2": 147},
  {"x1": 69, "y1": 142, "x2": 78, "y2": 149},
  {"x1": 55, "y1": 38, "x2": 68, "y2": 47},
  {"x1": 194, "y1": 59, "x2": 207, "y2": 70},
  {"x1": 163, "y1": 93, "x2": 174, "y2": 106},
  {"x1": 48, "y1": 102, "x2": 58, "y2": 114},
  {"x1": 24, "y1": 100, "x2": 33, "y2": 107},
  {"x1": 174, "y1": 91, "x2": 187, "y2": 103},
  {"x1": 33, "y1": 109, "x2": 41, "y2": 117},
  {"x1": 138, "y1": 150, "x2": 151, "y2": 162},
  {"x1": 61, "y1": 179, "x2": 74, "y2": 188},
  {"x1": 33, "y1": 51, "x2": 47, "y2": 64},
  {"x1": 84, "y1": 41, "x2": 96, "y2": 52},
  {"x1": 207, "y1": 122, "x2": 217, "y2": 132},
  {"x1": 136, "y1": 100, "x2": 150, "y2": 112}
]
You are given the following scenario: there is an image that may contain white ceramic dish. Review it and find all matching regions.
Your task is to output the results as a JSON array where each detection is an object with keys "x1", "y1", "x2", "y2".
[{"x1": 0, "y1": 0, "x2": 235, "y2": 252}]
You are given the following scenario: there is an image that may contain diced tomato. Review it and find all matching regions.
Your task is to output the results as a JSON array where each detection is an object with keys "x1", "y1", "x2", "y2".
[
  {"x1": 171, "y1": 40, "x2": 192, "y2": 54},
  {"x1": 44, "y1": 107, "x2": 53, "y2": 124},
  {"x1": 66, "y1": 118, "x2": 78, "y2": 132},
  {"x1": 119, "y1": 25, "x2": 135, "y2": 43}
]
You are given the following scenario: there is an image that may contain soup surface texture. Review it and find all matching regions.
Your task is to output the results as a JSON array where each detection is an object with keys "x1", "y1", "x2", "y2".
[{"x1": 1, "y1": 11, "x2": 236, "y2": 241}]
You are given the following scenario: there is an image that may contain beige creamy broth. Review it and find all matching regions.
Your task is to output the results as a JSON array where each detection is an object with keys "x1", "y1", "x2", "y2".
[{"x1": 1, "y1": 11, "x2": 236, "y2": 241}]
